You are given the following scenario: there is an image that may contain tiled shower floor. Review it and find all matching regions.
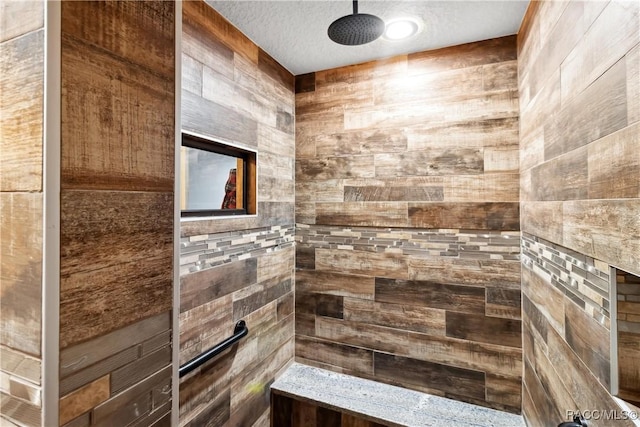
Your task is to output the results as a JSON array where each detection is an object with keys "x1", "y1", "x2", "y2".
[{"x1": 271, "y1": 363, "x2": 525, "y2": 427}]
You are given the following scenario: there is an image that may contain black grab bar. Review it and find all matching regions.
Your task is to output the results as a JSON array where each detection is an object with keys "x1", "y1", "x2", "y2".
[{"x1": 179, "y1": 320, "x2": 249, "y2": 377}]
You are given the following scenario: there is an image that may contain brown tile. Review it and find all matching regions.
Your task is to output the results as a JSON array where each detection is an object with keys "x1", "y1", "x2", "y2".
[
  {"x1": 59, "y1": 375, "x2": 110, "y2": 425},
  {"x1": 374, "y1": 352, "x2": 486, "y2": 401},
  {"x1": 446, "y1": 311, "x2": 522, "y2": 348},
  {"x1": 408, "y1": 202, "x2": 520, "y2": 230},
  {"x1": 375, "y1": 277, "x2": 486, "y2": 314}
]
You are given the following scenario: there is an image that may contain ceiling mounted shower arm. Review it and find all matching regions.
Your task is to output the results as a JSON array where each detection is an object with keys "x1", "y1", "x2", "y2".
[{"x1": 353, "y1": 0, "x2": 358, "y2": 14}]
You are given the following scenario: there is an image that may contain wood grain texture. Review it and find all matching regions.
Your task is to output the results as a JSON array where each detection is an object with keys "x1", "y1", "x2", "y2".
[
  {"x1": 445, "y1": 312, "x2": 522, "y2": 348},
  {"x1": 0, "y1": 29, "x2": 44, "y2": 192},
  {"x1": 179, "y1": 6, "x2": 295, "y2": 418},
  {"x1": 374, "y1": 352, "x2": 485, "y2": 401},
  {"x1": 408, "y1": 36, "x2": 517, "y2": 76},
  {"x1": 61, "y1": 35, "x2": 174, "y2": 191},
  {"x1": 0, "y1": 1, "x2": 43, "y2": 43},
  {"x1": 375, "y1": 278, "x2": 485, "y2": 314},
  {"x1": 408, "y1": 202, "x2": 519, "y2": 230},
  {"x1": 545, "y1": 57, "x2": 628, "y2": 162},
  {"x1": 61, "y1": 1, "x2": 174, "y2": 79},
  {"x1": 0, "y1": 193, "x2": 42, "y2": 356}
]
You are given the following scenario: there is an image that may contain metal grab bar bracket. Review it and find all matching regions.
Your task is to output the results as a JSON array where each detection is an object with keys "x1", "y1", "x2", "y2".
[{"x1": 179, "y1": 320, "x2": 248, "y2": 377}]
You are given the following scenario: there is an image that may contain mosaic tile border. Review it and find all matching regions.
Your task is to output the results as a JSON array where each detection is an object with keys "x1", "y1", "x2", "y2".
[
  {"x1": 522, "y1": 233, "x2": 611, "y2": 326},
  {"x1": 180, "y1": 225, "x2": 295, "y2": 275},
  {"x1": 296, "y1": 224, "x2": 521, "y2": 259}
]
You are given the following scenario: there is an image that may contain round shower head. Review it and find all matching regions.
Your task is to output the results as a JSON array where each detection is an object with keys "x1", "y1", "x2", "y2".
[{"x1": 328, "y1": 1, "x2": 385, "y2": 46}]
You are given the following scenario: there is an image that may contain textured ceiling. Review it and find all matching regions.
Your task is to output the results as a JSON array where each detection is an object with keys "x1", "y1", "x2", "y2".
[{"x1": 205, "y1": 1, "x2": 529, "y2": 75}]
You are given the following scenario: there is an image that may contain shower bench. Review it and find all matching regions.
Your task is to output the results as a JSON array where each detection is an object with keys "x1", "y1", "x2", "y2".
[{"x1": 270, "y1": 363, "x2": 525, "y2": 427}]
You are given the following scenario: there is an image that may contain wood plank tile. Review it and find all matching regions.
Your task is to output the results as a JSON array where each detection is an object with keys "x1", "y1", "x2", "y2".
[
  {"x1": 60, "y1": 312, "x2": 170, "y2": 379},
  {"x1": 295, "y1": 73, "x2": 315, "y2": 94},
  {"x1": 560, "y1": 0, "x2": 639, "y2": 102},
  {"x1": 374, "y1": 64, "x2": 484, "y2": 105},
  {"x1": 296, "y1": 156, "x2": 374, "y2": 181},
  {"x1": 521, "y1": 202, "x2": 563, "y2": 245},
  {"x1": 563, "y1": 199, "x2": 640, "y2": 277},
  {"x1": 182, "y1": 53, "x2": 203, "y2": 96},
  {"x1": 295, "y1": 335, "x2": 373, "y2": 376},
  {"x1": 232, "y1": 278, "x2": 292, "y2": 321},
  {"x1": 180, "y1": 258, "x2": 258, "y2": 313},
  {"x1": 409, "y1": 257, "x2": 521, "y2": 290},
  {"x1": 588, "y1": 122, "x2": 640, "y2": 199},
  {"x1": 344, "y1": 89, "x2": 518, "y2": 131},
  {"x1": 485, "y1": 373, "x2": 522, "y2": 412},
  {"x1": 444, "y1": 174, "x2": 519, "y2": 202},
  {"x1": 315, "y1": 129, "x2": 408, "y2": 157},
  {"x1": 258, "y1": 48, "x2": 294, "y2": 91},
  {"x1": 375, "y1": 278, "x2": 485, "y2": 314},
  {"x1": 0, "y1": 1, "x2": 43, "y2": 42},
  {"x1": 59, "y1": 375, "x2": 110, "y2": 425},
  {"x1": 408, "y1": 202, "x2": 519, "y2": 230},
  {"x1": 60, "y1": 252, "x2": 172, "y2": 349},
  {"x1": 184, "y1": 388, "x2": 230, "y2": 427},
  {"x1": 486, "y1": 288, "x2": 522, "y2": 320},
  {"x1": 180, "y1": 295, "x2": 232, "y2": 363},
  {"x1": 257, "y1": 246, "x2": 295, "y2": 283},
  {"x1": 446, "y1": 311, "x2": 522, "y2": 348},
  {"x1": 182, "y1": 89, "x2": 258, "y2": 149},
  {"x1": 314, "y1": 317, "x2": 522, "y2": 378},
  {"x1": 315, "y1": 249, "x2": 408, "y2": 279},
  {"x1": 0, "y1": 29, "x2": 43, "y2": 192},
  {"x1": 62, "y1": 1, "x2": 174, "y2": 79},
  {"x1": 545, "y1": 58, "x2": 627, "y2": 161},
  {"x1": 374, "y1": 352, "x2": 486, "y2": 401},
  {"x1": 0, "y1": 193, "x2": 42, "y2": 356},
  {"x1": 315, "y1": 202, "x2": 408, "y2": 227},
  {"x1": 295, "y1": 270, "x2": 375, "y2": 301},
  {"x1": 60, "y1": 191, "x2": 173, "y2": 277},
  {"x1": 343, "y1": 298, "x2": 446, "y2": 336},
  {"x1": 564, "y1": 298, "x2": 611, "y2": 389},
  {"x1": 182, "y1": 0, "x2": 258, "y2": 64},
  {"x1": 521, "y1": 267, "x2": 565, "y2": 336},
  {"x1": 61, "y1": 41, "x2": 173, "y2": 191},
  {"x1": 531, "y1": 145, "x2": 588, "y2": 201},
  {"x1": 408, "y1": 36, "x2": 516, "y2": 75},
  {"x1": 316, "y1": 55, "x2": 407, "y2": 86},
  {"x1": 406, "y1": 117, "x2": 519, "y2": 151},
  {"x1": 110, "y1": 346, "x2": 170, "y2": 394},
  {"x1": 547, "y1": 325, "x2": 636, "y2": 427},
  {"x1": 374, "y1": 148, "x2": 483, "y2": 177},
  {"x1": 183, "y1": 18, "x2": 234, "y2": 81},
  {"x1": 344, "y1": 185, "x2": 443, "y2": 202}
]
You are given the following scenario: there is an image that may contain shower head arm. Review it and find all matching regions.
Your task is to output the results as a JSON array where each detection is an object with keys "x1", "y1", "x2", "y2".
[{"x1": 353, "y1": 0, "x2": 358, "y2": 14}]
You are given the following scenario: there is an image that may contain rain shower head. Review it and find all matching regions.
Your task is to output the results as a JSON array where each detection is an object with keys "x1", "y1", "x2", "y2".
[{"x1": 328, "y1": 0, "x2": 385, "y2": 46}]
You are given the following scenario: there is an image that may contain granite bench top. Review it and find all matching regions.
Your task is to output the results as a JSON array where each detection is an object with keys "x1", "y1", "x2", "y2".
[{"x1": 271, "y1": 363, "x2": 526, "y2": 427}]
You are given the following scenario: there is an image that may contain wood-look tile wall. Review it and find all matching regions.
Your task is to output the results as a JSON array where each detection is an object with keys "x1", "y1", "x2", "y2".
[
  {"x1": 0, "y1": 1, "x2": 44, "y2": 425},
  {"x1": 179, "y1": 2, "x2": 295, "y2": 426},
  {"x1": 295, "y1": 37, "x2": 522, "y2": 413},
  {"x1": 518, "y1": 1, "x2": 639, "y2": 426},
  {"x1": 296, "y1": 225, "x2": 522, "y2": 412},
  {"x1": 59, "y1": 2, "x2": 175, "y2": 426}
]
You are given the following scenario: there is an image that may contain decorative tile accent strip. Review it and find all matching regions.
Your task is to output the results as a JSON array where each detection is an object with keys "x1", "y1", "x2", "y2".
[
  {"x1": 296, "y1": 224, "x2": 521, "y2": 260},
  {"x1": 522, "y1": 233, "x2": 611, "y2": 326},
  {"x1": 180, "y1": 225, "x2": 295, "y2": 275}
]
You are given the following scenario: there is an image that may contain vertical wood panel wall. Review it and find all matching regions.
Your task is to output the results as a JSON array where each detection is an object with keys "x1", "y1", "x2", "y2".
[
  {"x1": 295, "y1": 37, "x2": 522, "y2": 413},
  {"x1": 58, "y1": 2, "x2": 175, "y2": 426},
  {"x1": 179, "y1": 2, "x2": 295, "y2": 426},
  {"x1": 518, "y1": 0, "x2": 639, "y2": 426},
  {"x1": 0, "y1": 1, "x2": 45, "y2": 425}
]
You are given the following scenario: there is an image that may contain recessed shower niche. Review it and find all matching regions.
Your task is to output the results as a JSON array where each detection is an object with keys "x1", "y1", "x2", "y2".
[{"x1": 613, "y1": 267, "x2": 640, "y2": 410}]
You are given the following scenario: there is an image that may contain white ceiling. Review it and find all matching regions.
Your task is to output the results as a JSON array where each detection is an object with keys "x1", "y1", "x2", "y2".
[{"x1": 205, "y1": 1, "x2": 530, "y2": 76}]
